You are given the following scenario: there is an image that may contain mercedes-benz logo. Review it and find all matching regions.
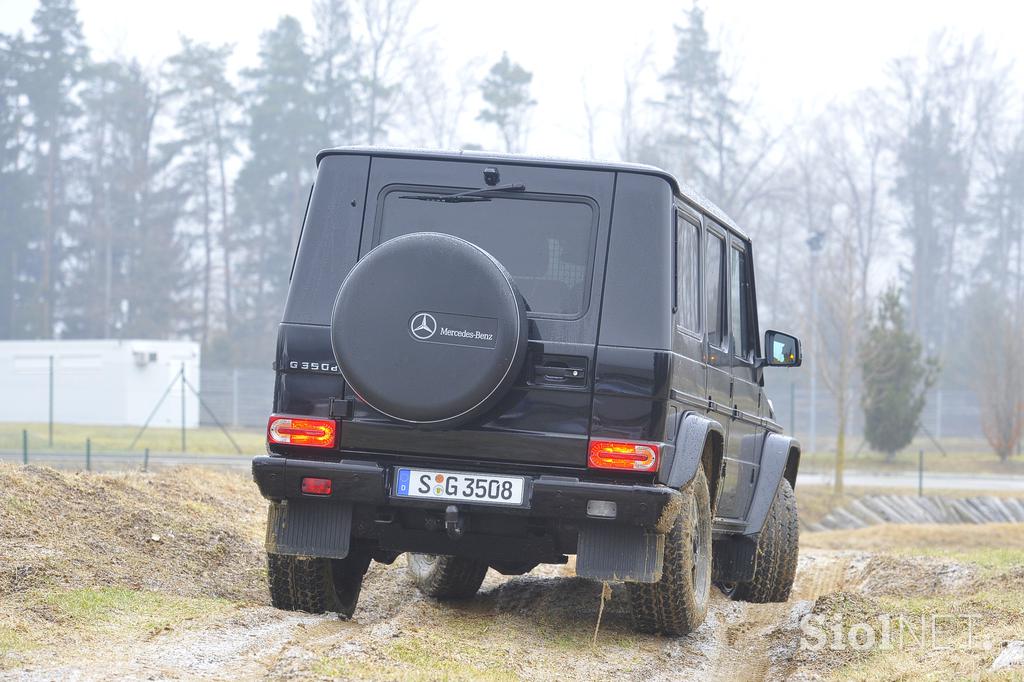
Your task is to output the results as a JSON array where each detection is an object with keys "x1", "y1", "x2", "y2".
[{"x1": 410, "y1": 312, "x2": 437, "y2": 340}]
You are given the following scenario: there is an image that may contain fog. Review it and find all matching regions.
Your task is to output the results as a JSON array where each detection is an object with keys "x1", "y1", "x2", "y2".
[{"x1": 3, "y1": 0, "x2": 1024, "y2": 466}]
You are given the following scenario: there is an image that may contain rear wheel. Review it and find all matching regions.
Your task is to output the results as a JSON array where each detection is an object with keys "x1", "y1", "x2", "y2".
[
  {"x1": 407, "y1": 553, "x2": 489, "y2": 599},
  {"x1": 627, "y1": 467, "x2": 712, "y2": 636},
  {"x1": 722, "y1": 478, "x2": 799, "y2": 603},
  {"x1": 267, "y1": 551, "x2": 371, "y2": 618}
]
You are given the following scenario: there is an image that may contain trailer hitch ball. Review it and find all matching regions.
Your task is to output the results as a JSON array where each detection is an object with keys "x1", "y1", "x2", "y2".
[{"x1": 445, "y1": 505, "x2": 465, "y2": 539}]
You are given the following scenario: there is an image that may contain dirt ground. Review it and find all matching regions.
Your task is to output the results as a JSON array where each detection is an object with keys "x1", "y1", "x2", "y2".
[{"x1": 1, "y1": 464, "x2": 1022, "y2": 681}]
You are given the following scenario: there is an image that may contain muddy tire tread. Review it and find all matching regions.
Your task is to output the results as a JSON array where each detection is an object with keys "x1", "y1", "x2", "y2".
[
  {"x1": 408, "y1": 554, "x2": 489, "y2": 599},
  {"x1": 267, "y1": 552, "x2": 296, "y2": 611},
  {"x1": 730, "y1": 478, "x2": 799, "y2": 603},
  {"x1": 268, "y1": 553, "x2": 343, "y2": 613},
  {"x1": 627, "y1": 467, "x2": 711, "y2": 636}
]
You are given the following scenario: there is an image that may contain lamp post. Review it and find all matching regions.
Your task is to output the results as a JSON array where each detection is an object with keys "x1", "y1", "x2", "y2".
[{"x1": 807, "y1": 230, "x2": 825, "y2": 461}]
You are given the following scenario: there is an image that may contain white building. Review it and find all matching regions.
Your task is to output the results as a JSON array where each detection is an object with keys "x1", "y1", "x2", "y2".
[{"x1": 0, "y1": 340, "x2": 200, "y2": 428}]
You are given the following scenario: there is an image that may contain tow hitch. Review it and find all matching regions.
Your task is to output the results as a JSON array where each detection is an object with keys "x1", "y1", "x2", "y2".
[{"x1": 444, "y1": 505, "x2": 465, "y2": 539}]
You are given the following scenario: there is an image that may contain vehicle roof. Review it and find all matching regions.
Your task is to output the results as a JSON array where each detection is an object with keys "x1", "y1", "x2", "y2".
[{"x1": 316, "y1": 146, "x2": 745, "y2": 238}]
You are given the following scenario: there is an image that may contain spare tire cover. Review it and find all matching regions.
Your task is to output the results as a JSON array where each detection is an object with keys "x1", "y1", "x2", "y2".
[{"x1": 331, "y1": 232, "x2": 527, "y2": 427}]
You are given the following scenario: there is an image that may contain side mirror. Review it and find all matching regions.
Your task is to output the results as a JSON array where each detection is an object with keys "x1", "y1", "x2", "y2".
[{"x1": 763, "y1": 330, "x2": 801, "y2": 367}]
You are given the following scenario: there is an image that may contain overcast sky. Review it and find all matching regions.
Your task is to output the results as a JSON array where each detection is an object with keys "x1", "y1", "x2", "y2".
[{"x1": 3, "y1": 0, "x2": 1023, "y2": 160}]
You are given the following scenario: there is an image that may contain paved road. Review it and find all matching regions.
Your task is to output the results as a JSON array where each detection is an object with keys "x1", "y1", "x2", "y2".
[
  {"x1": 3, "y1": 451, "x2": 1023, "y2": 493},
  {"x1": 799, "y1": 470, "x2": 1024, "y2": 493},
  {"x1": 0, "y1": 450, "x2": 254, "y2": 471}
]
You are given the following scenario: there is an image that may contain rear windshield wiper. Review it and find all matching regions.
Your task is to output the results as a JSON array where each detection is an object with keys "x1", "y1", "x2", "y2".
[{"x1": 399, "y1": 183, "x2": 526, "y2": 203}]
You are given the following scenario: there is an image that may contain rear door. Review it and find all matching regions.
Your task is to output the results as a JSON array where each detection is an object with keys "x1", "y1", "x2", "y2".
[
  {"x1": 716, "y1": 236, "x2": 763, "y2": 520},
  {"x1": 670, "y1": 207, "x2": 707, "y2": 422},
  {"x1": 339, "y1": 157, "x2": 615, "y2": 469},
  {"x1": 703, "y1": 222, "x2": 732, "y2": 485}
]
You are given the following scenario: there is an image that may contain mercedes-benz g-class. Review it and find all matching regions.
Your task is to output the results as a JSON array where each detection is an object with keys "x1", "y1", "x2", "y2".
[{"x1": 252, "y1": 147, "x2": 803, "y2": 635}]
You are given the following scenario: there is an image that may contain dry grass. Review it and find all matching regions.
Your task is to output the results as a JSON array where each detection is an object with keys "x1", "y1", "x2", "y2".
[
  {"x1": 799, "y1": 436, "x2": 1024, "y2": 476},
  {"x1": 0, "y1": 463, "x2": 267, "y2": 670},
  {"x1": 0, "y1": 463, "x2": 266, "y2": 599},
  {"x1": 1, "y1": 463, "x2": 1021, "y2": 680},
  {"x1": 790, "y1": 524, "x2": 1024, "y2": 681},
  {"x1": 803, "y1": 521, "x2": 1024, "y2": 553}
]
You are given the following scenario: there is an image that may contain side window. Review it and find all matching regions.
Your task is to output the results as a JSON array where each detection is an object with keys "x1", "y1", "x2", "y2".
[
  {"x1": 705, "y1": 231, "x2": 726, "y2": 348},
  {"x1": 730, "y1": 244, "x2": 753, "y2": 359},
  {"x1": 676, "y1": 215, "x2": 700, "y2": 333}
]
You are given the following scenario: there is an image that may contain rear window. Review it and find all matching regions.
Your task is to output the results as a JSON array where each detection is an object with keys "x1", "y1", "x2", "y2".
[{"x1": 377, "y1": 187, "x2": 597, "y2": 316}]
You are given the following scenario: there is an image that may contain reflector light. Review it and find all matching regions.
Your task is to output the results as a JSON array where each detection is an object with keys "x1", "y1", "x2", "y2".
[
  {"x1": 587, "y1": 439, "x2": 660, "y2": 472},
  {"x1": 586, "y1": 500, "x2": 618, "y2": 518},
  {"x1": 301, "y1": 477, "x2": 333, "y2": 496},
  {"x1": 267, "y1": 415, "x2": 337, "y2": 448}
]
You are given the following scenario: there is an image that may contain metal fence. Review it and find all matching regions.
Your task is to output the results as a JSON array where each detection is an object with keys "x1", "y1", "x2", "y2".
[
  {"x1": 198, "y1": 368, "x2": 275, "y2": 428},
  {"x1": 0, "y1": 355, "x2": 989, "y2": 447},
  {"x1": 769, "y1": 383, "x2": 983, "y2": 451},
  {"x1": 198, "y1": 368, "x2": 983, "y2": 445}
]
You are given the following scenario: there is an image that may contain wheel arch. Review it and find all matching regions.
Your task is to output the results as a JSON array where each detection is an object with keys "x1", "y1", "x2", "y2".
[
  {"x1": 663, "y1": 412, "x2": 726, "y2": 512},
  {"x1": 742, "y1": 433, "x2": 800, "y2": 535}
]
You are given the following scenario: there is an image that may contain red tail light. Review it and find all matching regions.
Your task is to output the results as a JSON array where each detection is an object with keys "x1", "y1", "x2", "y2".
[
  {"x1": 588, "y1": 439, "x2": 661, "y2": 472},
  {"x1": 267, "y1": 415, "x2": 337, "y2": 448},
  {"x1": 301, "y1": 477, "x2": 332, "y2": 495}
]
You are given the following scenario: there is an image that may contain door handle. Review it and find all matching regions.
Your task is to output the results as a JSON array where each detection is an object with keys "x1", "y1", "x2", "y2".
[{"x1": 534, "y1": 365, "x2": 585, "y2": 380}]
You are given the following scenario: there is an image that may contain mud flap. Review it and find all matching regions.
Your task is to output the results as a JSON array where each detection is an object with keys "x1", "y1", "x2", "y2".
[
  {"x1": 711, "y1": 533, "x2": 757, "y2": 583},
  {"x1": 266, "y1": 500, "x2": 352, "y2": 560},
  {"x1": 575, "y1": 522, "x2": 664, "y2": 583}
]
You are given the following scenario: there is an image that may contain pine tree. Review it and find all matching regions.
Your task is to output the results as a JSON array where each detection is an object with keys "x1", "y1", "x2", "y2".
[
  {"x1": 311, "y1": 0, "x2": 361, "y2": 145},
  {"x1": 659, "y1": 4, "x2": 768, "y2": 220},
  {"x1": 661, "y1": 5, "x2": 726, "y2": 177},
  {"x1": 19, "y1": 0, "x2": 89, "y2": 337},
  {"x1": 894, "y1": 107, "x2": 969, "y2": 347},
  {"x1": 234, "y1": 16, "x2": 319, "y2": 365},
  {"x1": 64, "y1": 59, "x2": 187, "y2": 339},
  {"x1": 167, "y1": 38, "x2": 238, "y2": 352},
  {"x1": 0, "y1": 32, "x2": 38, "y2": 338},
  {"x1": 860, "y1": 287, "x2": 937, "y2": 459},
  {"x1": 477, "y1": 53, "x2": 535, "y2": 153}
]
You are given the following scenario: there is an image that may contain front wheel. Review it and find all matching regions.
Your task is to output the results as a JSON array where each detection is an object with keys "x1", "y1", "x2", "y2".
[
  {"x1": 406, "y1": 553, "x2": 488, "y2": 599},
  {"x1": 627, "y1": 466, "x2": 712, "y2": 636},
  {"x1": 722, "y1": 478, "x2": 799, "y2": 603}
]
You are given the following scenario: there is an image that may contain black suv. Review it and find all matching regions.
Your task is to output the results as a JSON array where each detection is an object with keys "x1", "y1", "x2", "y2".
[{"x1": 252, "y1": 147, "x2": 803, "y2": 636}]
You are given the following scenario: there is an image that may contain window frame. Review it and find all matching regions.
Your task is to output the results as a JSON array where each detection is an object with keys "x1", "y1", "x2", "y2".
[
  {"x1": 373, "y1": 183, "x2": 600, "y2": 320},
  {"x1": 729, "y1": 237, "x2": 757, "y2": 363},
  {"x1": 704, "y1": 222, "x2": 728, "y2": 351},
  {"x1": 674, "y1": 208, "x2": 703, "y2": 339}
]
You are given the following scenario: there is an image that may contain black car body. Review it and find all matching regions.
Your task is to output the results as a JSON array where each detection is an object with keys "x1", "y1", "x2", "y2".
[{"x1": 253, "y1": 147, "x2": 802, "y2": 633}]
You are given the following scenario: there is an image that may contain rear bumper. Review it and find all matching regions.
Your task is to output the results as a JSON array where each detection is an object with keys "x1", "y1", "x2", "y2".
[{"x1": 251, "y1": 455, "x2": 680, "y2": 532}]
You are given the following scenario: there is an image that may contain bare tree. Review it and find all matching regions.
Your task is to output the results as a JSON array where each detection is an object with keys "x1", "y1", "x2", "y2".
[
  {"x1": 618, "y1": 44, "x2": 654, "y2": 163},
  {"x1": 581, "y1": 78, "x2": 600, "y2": 159},
  {"x1": 401, "y1": 46, "x2": 478, "y2": 149},
  {"x1": 791, "y1": 99, "x2": 893, "y2": 493},
  {"x1": 355, "y1": 0, "x2": 417, "y2": 145},
  {"x1": 969, "y1": 286, "x2": 1024, "y2": 461}
]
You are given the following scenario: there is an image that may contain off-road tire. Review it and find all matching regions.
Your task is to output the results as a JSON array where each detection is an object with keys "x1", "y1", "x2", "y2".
[
  {"x1": 627, "y1": 467, "x2": 712, "y2": 636},
  {"x1": 407, "y1": 553, "x2": 489, "y2": 599},
  {"x1": 724, "y1": 478, "x2": 798, "y2": 603},
  {"x1": 267, "y1": 551, "x2": 371, "y2": 618}
]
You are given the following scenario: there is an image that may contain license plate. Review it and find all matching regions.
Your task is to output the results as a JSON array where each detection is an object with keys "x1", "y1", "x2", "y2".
[{"x1": 394, "y1": 468, "x2": 526, "y2": 506}]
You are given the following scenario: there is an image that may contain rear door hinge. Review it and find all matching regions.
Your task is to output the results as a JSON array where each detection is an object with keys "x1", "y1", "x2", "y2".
[{"x1": 329, "y1": 397, "x2": 353, "y2": 419}]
